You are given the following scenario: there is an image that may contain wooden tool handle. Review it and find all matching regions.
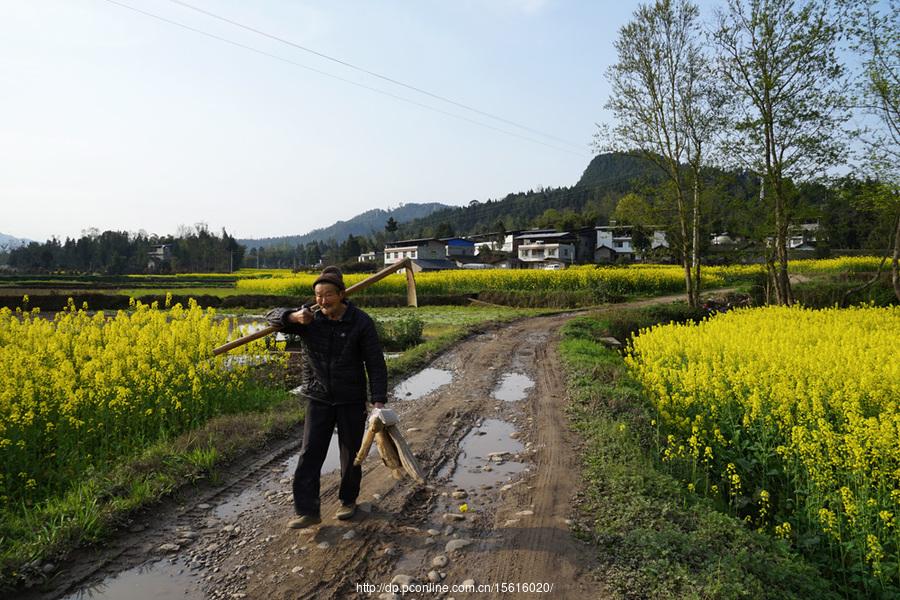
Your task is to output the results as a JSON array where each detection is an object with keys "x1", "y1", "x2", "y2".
[{"x1": 212, "y1": 258, "x2": 416, "y2": 356}]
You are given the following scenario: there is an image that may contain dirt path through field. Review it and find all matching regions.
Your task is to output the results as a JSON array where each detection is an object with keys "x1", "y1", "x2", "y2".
[
  {"x1": 31, "y1": 293, "x2": 697, "y2": 600},
  {"x1": 205, "y1": 312, "x2": 601, "y2": 599}
]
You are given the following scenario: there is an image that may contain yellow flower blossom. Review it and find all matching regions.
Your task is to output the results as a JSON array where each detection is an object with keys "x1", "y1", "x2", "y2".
[{"x1": 625, "y1": 305, "x2": 900, "y2": 583}]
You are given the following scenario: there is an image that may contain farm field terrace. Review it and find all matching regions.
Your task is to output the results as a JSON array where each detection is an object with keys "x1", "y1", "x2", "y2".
[{"x1": 0, "y1": 257, "x2": 887, "y2": 309}]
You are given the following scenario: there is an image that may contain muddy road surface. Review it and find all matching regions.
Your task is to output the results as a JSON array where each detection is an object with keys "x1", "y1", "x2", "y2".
[{"x1": 25, "y1": 307, "x2": 655, "y2": 600}]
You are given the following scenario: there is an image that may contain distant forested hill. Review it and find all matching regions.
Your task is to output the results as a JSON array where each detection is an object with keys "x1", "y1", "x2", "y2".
[
  {"x1": 239, "y1": 203, "x2": 450, "y2": 249},
  {"x1": 393, "y1": 153, "x2": 669, "y2": 237},
  {"x1": 0, "y1": 232, "x2": 32, "y2": 250},
  {"x1": 574, "y1": 152, "x2": 667, "y2": 189}
]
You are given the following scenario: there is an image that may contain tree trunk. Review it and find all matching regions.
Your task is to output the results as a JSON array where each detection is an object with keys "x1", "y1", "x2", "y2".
[
  {"x1": 893, "y1": 213, "x2": 900, "y2": 302},
  {"x1": 692, "y1": 172, "x2": 702, "y2": 308},
  {"x1": 670, "y1": 158, "x2": 695, "y2": 309},
  {"x1": 676, "y1": 189, "x2": 695, "y2": 308},
  {"x1": 773, "y1": 188, "x2": 793, "y2": 306}
]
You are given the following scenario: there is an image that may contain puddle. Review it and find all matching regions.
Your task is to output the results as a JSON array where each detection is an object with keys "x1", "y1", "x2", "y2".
[
  {"x1": 215, "y1": 432, "x2": 341, "y2": 520},
  {"x1": 213, "y1": 485, "x2": 265, "y2": 520},
  {"x1": 492, "y1": 373, "x2": 534, "y2": 402},
  {"x1": 440, "y1": 419, "x2": 526, "y2": 489},
  {"x1": 392, "y1": 368, "x2": 453, "y2": 400},
  {"x1": 61, "y1": 558, "x2": 201, "y2": 600},
  {"x1": 392, "y1": 547, "x2": 427, "y2": 575},
  {"x1": 283, "y1": 430, "x2": 342, "y2": 477}
]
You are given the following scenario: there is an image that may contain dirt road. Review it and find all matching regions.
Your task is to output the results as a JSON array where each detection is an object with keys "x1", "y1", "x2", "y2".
[
  {"x1": 224, "y1": 312, "x2": 601, "y2": 599},
  {"x1": 34, "y1": 296, "x2": 695, "y2": 600}
]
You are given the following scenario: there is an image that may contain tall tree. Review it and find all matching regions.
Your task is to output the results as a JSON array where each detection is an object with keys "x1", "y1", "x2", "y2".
[
  {"x1": 613, "y1": 192, "x2": 655, "y2": 228},
  {"x1": 681, "y1": 27, "x2": 727, "y2": 306},
  {"x1": 713, "y1": 0, "x2": 848, "y2": 305},
  {"x1": 843, "y1": 0, "x2": 900, "y2": 300},
  {"x1": 599, "y1": 0, "x2": 712, "y2": 307}
]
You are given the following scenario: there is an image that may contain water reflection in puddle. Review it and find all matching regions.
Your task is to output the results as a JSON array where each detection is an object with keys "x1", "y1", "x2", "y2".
[
  {"x1": 215, "y1": 433, "x2": 341, "y2": 520},
  {"x1": 492, "y1": 373, "x2": 534, "y2": 402},
  {"x1": 283, "y1": 430, "x2": 342, "y2": 477},
  {"x1": 61, "y1": 558, "x2": 200, "y2": 600},
  {"x1": 392, "y1": 368, "x2": 453, "y2": 400},
  {"x1": 213, "y1": 485, "x2": 261, "y2": 520},
  {"x1": 440, "y1": 419, "x2": 526, "y2": 489}
]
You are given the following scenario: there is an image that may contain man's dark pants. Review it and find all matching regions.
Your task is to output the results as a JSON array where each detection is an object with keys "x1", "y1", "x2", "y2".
[{"x1": 293, "y1": 399, "x2": 367, "y2": 517}]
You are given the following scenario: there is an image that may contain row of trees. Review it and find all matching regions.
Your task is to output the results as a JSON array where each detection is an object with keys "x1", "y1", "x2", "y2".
[
  {"x1": 599, "y1": 0, "x2": 899, "y2": 307},
  {"x1": 6, "y1": 225, "x2": 244, "y2": 274},
  {"x1": 244, "y1": 234, "x2": 376, "y2": 270},
  {"x1": 245, "y1": 170, "x2": 891, "y2": 273}
]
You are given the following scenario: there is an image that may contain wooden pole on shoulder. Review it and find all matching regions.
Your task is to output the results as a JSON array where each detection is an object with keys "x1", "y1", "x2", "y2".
[{"x1": 212, "y1": 258, "x2": 417, "y2": 356}]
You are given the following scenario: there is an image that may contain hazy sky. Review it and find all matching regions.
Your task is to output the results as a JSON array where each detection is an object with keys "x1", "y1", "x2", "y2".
[{"x1": 2, "y1": 0, "x2": 718, "y2": 242}]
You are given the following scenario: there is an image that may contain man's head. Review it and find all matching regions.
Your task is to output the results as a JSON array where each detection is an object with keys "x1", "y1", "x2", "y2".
[{"x1": 313, "y1": 266, "x2": 346, "y2": 317}]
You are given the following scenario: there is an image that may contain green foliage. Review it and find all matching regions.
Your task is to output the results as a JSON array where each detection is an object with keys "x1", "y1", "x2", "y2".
[
  {"x1": 792, "y1": 277, "x2": 897, "y2": 308},
  {"x1": 373, "y1": 314, "x2": 425, "y2": 351},
  {"x1": 612, "y1": 192, "x2": 654, "y2": 227},
  {"x1": 605, "y1": 303, "x2": 708, "y2": 343},
  {"x1": 8, "y1": 226, "x2": 244, "y2": 275}
]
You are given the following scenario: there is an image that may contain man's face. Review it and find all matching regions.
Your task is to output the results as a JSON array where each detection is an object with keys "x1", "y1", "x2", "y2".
[{"x1": 314, "y1": 283, "x2": 344, "y2": 316}]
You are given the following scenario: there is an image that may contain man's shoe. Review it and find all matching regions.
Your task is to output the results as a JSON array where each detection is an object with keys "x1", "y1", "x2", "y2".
[
  {"x1": 287, "y1": 514, "x2": 321, "y2": 529},
  {"x1": 335, "y1": 503, "x2": 356, "y2": 520}
]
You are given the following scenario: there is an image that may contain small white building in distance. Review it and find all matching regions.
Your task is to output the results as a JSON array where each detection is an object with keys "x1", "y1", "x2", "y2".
[
  {"x1": 358, "y1": 251, "x2": 384, "y2": 263},
  {"x1": 383, "y1": 238, "x2": 445, "y2": 264},
  {"x1": 516, "y1": 231, "x2": 577, "y2": 269},
  {"x1": 595, "y1": 226, "x2": 669, "y2": 262}
]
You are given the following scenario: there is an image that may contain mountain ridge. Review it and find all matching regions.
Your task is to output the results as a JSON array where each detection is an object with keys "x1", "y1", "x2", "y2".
[
  {"x1": 238, "y1": 202, "x2": 451, "y2": 249},
  {"x1": 0, "y1": 232, "x2": 33, "y2": 250}
]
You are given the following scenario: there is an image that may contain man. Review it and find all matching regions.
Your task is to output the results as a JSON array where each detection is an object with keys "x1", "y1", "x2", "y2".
[{"x1": 266, "y1": 266, "x2": 387, "y2": 528}]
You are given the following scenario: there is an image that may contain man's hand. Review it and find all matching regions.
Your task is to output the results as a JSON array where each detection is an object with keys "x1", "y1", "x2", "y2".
[
  {"x1": 373, "y1": 402, "x2": 385, "y2": 409},
  {"x1": 288, "y1": 307, "x2": 314, "y2": 325}
]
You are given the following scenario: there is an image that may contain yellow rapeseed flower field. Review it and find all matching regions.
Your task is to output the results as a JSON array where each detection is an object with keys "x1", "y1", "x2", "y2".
[
  {"x1": 234, "y1": 265, "x2": 730, "y2": 297},
  {"x1": 0, "y1": 298, "x2": 271, "y2": 505},
  {"x1": 626, "y1": 305, "x2": 900, "y2": 583},
  {"x1": 207, "y1": 257, "x2": 883, "y2": 298}
]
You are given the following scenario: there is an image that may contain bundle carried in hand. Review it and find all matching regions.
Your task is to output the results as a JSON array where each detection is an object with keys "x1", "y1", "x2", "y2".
[{"x1": 354, "y1": 408, "x2": 425, "y2": 484}]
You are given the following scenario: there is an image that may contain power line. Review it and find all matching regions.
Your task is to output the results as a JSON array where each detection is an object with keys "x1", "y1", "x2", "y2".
[
  {"x1": 165, "y1": 0, "x2": 586, "y2": 151},
  {"x1": 102, "y1": 0, "x2": 590, "y2": 158}
]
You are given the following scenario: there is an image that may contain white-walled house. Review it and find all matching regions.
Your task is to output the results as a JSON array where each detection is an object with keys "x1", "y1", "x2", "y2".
[
  {"x1": 358, "y1": 251, "x2": 384, "y2": 263},
  {"x1": 595, "y1": 226, "x2": 669, "y2": 262},
  {"x1": 516, "y1": 231, "x2": 576, "y2": 269},
  {"x1": 147, "y1": 244, "x2": 173, "y2": 271},
  {"x1": 469, "y1": 231, "x2": 527, "y2": 255},
  {"x1": 789, "y1": 221, "x2": 821, "y2": 250},
  {"x1": 383, "y1": 238, "x2": 446, "y2": 264}
]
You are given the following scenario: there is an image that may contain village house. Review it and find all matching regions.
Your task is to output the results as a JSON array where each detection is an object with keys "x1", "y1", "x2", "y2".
[
  {"x1": 469, "y1": 231, "x2": 522, "y2": 255},
  {"x1": 516, "y1": 231, "x2": 577, "y2": 269},
  {"x1": 789, "y1": 221, "x2": 821, "y2": 250},
  {"x1": 407, "y1": 258, "x2": 460, "y2": 273},
  {"x1": 595, "y1": 225, "x2": 669, "y2": 263},
  {"x1": 357, "y1": 251, "x2": 384, "y2": 263},
  {"x1": 441, "y1": 237, "x2": 478, "y2": 266},
  {"x1": 147, "y1": 244, "x2": 173, "y2": 272},
  {"x1": 383, "y1": 238, "x2": 445, "y2": 265}
]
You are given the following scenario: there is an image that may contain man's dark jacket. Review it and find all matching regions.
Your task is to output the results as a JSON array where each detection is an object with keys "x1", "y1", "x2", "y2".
[{"x1": 271, "y1": 301, "x2": 387, "y2": 406}]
